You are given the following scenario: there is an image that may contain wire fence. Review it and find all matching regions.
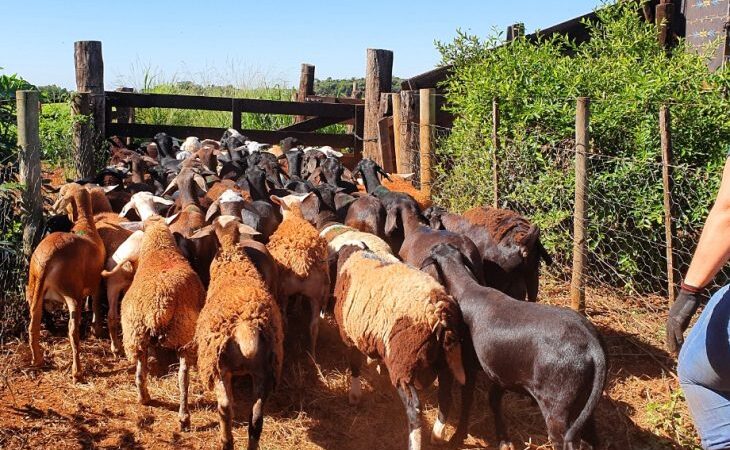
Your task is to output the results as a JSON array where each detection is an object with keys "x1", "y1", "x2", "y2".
[
  {"x1": 0, "y1": 157, "x2": 28, "y2": 342},
  {"x1": 393, "y1": 96, "x2": 730, "y2": 299}
]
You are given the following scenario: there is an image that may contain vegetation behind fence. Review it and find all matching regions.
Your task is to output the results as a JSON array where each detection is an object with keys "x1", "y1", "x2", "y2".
[{"x1": 434, "y1": 2, "x2": 730, "y2": 295}]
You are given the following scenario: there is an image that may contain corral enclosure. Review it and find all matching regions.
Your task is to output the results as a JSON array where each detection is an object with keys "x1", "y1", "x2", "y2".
[{"x1": 2, "y1": 0, "x2": 730, "y2": 449}]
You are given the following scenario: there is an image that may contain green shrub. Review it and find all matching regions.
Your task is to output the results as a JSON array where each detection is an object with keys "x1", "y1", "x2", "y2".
[{"x1": 435, "y1": 1, "x2": 730, "y2": 292}]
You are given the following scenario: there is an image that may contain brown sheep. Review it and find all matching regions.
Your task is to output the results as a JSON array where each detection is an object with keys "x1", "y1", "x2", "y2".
[
  {"x1": 333, "y1": 244, "x2": 466, "y2": 450},
  {"x1": 266, "y1": 193, "x2": 329, "y2": 359},
  {"x1": 192, "y1": 217, "x2": 284, "y2": 450},
  {"x1": 118, "y1": 218, "x2": 205, "y2": 430},
  {"x1": 26, "y1": 184, "x2": 106, "y2": 382}
]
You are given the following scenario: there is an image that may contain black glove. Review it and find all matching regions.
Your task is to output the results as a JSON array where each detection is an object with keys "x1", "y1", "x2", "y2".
[{"x1": 666, "y1": 285, "x2": 702, "y2": 354}]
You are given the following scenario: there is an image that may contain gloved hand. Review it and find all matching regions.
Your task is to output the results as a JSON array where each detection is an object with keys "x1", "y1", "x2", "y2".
[{"x1": 666, "y1": 284, "x2": 702, "y2": 354}]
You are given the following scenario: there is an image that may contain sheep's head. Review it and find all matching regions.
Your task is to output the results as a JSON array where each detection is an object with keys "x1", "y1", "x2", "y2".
[
  {"x1": 270, "y1": 192, "x2": 314, "y2": 220},
  {"x1": 205, "y1": 189, "x2": 246, "y2": 222},
  {"x1": 352, "y1": 159, "x2": 390, "y2": 192},
  {"x1": 191, "y1": 215, "x2": 260, "y2": 249},
  {"x1": 120, "y1": 191, "x2": 175, "y2": 221},
  {"x1": 423, "y1": 206, "x2": 448, "y2": 230},
  {"x1": 384, "y1": 196, "x2": 421, "y2": 237}
]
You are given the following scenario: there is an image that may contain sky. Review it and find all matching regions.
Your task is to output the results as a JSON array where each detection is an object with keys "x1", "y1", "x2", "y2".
[{"x1": 2, "y1": 0, "x2": 600, "y2": 90}]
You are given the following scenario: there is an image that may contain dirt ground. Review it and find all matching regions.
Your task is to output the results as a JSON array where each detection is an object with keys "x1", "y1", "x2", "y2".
[{"x1": 0, "y1": 280, "x2": 699, "y2": 449}]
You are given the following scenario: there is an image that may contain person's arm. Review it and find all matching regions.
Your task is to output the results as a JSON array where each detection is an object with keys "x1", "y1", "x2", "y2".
[
  {"x1": 666, "y1": 158, "x2": 730, "y2": 354},
  {"x1": 683, "y1": 158, "x2": 730, "y2": 287}
]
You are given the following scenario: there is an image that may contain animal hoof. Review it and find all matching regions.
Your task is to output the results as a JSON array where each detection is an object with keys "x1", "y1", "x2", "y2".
[
  {"x1": 72, "y1": 373, "x2": 85, "y2": 384},
  {"x1": 348, "y1": 391, "x2": 362, "y2": 406},
  {"x1": 499, "y1": 441, "x2": 515, "y2": 450},
  {"x1": 179, "y1": 416, "x2": 190, "y2": 431},
  {"x1": 91, "y1": 325, "x2": 103, "y2": 338},
  {"x1": 138, "y1": 394, "x2": 152, "y2": 406},
  {"x1": 430, "y1": 418, "x2": 447, "y2": 445}
]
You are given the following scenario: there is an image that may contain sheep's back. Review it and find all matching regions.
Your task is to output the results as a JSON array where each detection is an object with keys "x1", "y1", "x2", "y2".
[
  {"x1": 334, "y1": 251, "x2": 448, "y2": 386},
  {"x1": 321, "y1": 225, "x2": 397, "y2": 262},
  {"x1": 196, "y1": 274, "x2": 284, "y2": 389},
  {"x1": 267, "y1": 215, "x2": 328, "y2": 279},
  {"x1": 122, "y1": 249, "x2": 204, "y2": 354}
]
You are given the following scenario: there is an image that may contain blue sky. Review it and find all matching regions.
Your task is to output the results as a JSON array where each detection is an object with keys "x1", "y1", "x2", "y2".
[{"x1": 2, "y1": 0, "x2": 600, "y2": 90}]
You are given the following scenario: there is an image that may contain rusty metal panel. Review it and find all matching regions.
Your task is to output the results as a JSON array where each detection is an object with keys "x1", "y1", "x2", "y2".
[{"x1": 683, "y1": 0, "x2": 730, "y2": 70}]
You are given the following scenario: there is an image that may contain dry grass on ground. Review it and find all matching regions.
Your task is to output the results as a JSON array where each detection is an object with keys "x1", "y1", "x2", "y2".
[{"x1": 0, "y1": 281, "x2": 699, "y2": 449}]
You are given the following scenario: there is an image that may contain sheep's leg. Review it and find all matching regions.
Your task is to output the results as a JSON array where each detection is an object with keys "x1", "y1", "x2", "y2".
[
  {"x1": 582, "y1": 415, "x2": 598, "y2": 449},
  {"x1": 135, "y1": 346, "x2": 151, "y2": 405},
  {"x1": 214, "y1": 371, "x2": 234, "y2": 450},
  {"x1": 525, "y1": 269, "x2": 540, "y2": 303},
  {"x1": 308, "y1": 296, "x2": 321, "y2": 360},
  {"x1": 397, "y1": 382, "x2": 422, "y2": 450},
  {"x1": 90, "y1": 293, "x2": 103, "y2": 338},
  {"x1": 348, "y1": 347, "x2": 365, "y2": 405},
  {"x1": 248, "y1": 374, "x2": 272, "y2": 450},
  {"x1": 107, "y1": 285, "x2": 123, "y2": 357},
  {"x1": 65, "y1": 297, "x2": 83, "y2": 383},
  {"x1": 489, "y1": 384, "x2": 513, "y2": 450},
  {"x1": 178, "y1": 352, "x2": 191, "y2": 431},
  {"x1": 28, "y1": 292, "x2": 44, "y2": 368},
  {"x1": 450, "y1": 369, "x2": 476, "y2": 446},
  {"x1": 544, "y1": 412, "x2": 568, "y2": 450},
  {"x1": 431, "y1": 368, "x2": 454, "y2": 444}
]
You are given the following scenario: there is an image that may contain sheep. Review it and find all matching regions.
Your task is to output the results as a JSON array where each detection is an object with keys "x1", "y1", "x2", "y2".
[
  {"x1": 421, "y1": 243, "x2": 606, "y2": 450},
  {"x1": 425, "y1": 205, "x2": 552, "y2": 301},
  {"x1": 191, "y1": 216, "x2": 284, "y2": 450},
  {"x1": 266, "y1": 193, "x2": 329, "y2": 359},
  {"x1": 388, "y1": 199, "x2": 486, "y2": 286},
  {"x1": 320, "y1": 157, "x2": 358, "y2": 194},
  {"x1": 117, "y1": 217, "x2": 205, "y2": 430},
  {"x1": 333, "y1": 244, "x2": 466, "y2": 450},
  {"x1": 26, "y1": 184, "x2": 106, "y2": 382}
]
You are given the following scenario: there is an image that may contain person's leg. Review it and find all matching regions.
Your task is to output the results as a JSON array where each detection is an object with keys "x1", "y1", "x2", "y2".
[{"x1": 679, "y1": 284, "x2": 730, "y2": 449}]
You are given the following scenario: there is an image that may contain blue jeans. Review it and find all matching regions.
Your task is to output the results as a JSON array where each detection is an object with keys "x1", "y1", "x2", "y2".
[{"x1": 679, "y1": 284, "x2": 730, "y2": 450}]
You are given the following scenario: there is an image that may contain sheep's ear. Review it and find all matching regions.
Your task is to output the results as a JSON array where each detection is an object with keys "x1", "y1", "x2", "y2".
[
  {"x1": 269, "y1": 195, "x2": 285, "y2": 208},
  {"x1": 119, "y1": 199, "x2": 135, "y2": 218},
  {"x1": 162, "y1": 177, "x2": 178, "y2": 196},
  {"x1": 120, "y1": 221, "x2": 143, "y2": 231},
  {"x1": 190, "y1": 224, "x2": 214, "y2": 239},
  {"x1": 103, "y1": 184, "x2": 119, "y2": 193},
  {"x1": 193, "y1": 174, "x2": 208, "y2": 192},
  {"x1": 153, "y1": 196, "x2": 174, "y2": 207},
  {"x1": 419, "y1": 256, "x2": 437, "y2": 271},
  {"x1": 164, "y1": 213, "x2": 179, "y2": 226},
  {"x1": 205, "y1": 201, "x2": 220, "y2": 222},
  {"x1": 384, "y1": 207, "x2": 399, "y2": 236},
  {"x1": 237, "y1": 223, "x2": 261, "y2": 237}
]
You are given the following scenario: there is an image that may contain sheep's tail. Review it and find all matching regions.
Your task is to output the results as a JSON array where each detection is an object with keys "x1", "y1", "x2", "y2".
[
  {"x1": 234, "y1": 323, "x2": 260, "y2": 360},
  {"x1": 26, "y1": 258, "x2": 45, "y2": 309},
  {"x1": 563, "y1": 341, "x2": 606, "y2": 445},
  {"x1": 434, "y1": 299, "x2": 466, "y2": 385}
]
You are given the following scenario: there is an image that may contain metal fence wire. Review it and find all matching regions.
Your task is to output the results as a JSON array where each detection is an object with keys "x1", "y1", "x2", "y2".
[
  {"x1": 0, "y1": 157, "x2": 28, "y2": 341},
  {"x1": 396, "y1": 97, "x2": 730, "y2": 299}
]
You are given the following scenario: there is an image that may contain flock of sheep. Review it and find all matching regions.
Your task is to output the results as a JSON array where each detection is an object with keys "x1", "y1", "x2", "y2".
[{"x1": 26, "y1": 129, "x2": 607, "y2": 450}]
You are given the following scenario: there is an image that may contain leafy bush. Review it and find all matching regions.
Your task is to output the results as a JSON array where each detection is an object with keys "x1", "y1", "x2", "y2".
[
  {"x1": 0, "y1": 69, "x2": 34, "y2": 160},
  {"x1": 39, "y1": 103, "x2": 73, "y2": 166},
  {"x1": 435, "y1": 2, "x2": 730, "y2": 292}
]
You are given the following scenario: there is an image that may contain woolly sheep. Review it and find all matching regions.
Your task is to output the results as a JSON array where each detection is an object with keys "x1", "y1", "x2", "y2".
[
  {"x1": 118, "y1": 218, "x2": 205, "y2": 430},
  {"x1": 333, "y1": 245, "x2": 466, "y2": 450},
  {"x1": 266, "y1": 193, "x2": 329, "y2": 359},
  {"x1": 192, "y1": 216, "x2": 284, "y2": 450}
]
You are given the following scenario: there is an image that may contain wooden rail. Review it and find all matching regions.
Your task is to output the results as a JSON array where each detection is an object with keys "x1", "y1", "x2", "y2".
[{"x1": 104, "y1": 90, "x2": 364, "y2": 152}]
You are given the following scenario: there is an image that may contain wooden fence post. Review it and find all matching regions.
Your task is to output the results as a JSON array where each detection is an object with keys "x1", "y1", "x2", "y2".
[
  {"x1": 401, "y1": 90, "x2": 419, "y2": 176},
  {"x1": 295, "y1": 63, "x2": 315, "y2": 123},
  {"x1": 115, "y1": 87, "x2": 135, "y2": 146},
  {"x1": 364, "y1": 49, "x2": 393, "y2": 168},
  {"x1": 656, "y1": 0, "x2": 675, "y2": 50},
  {"x1": 419, "y1": 88, "x2": 435, "y2": 197},
  {"x1": 72, "y1": 93, "x2": 95, "y2": 179},
  {"x1": 661, "y1": 104, "x2": 676, "y2": 303},
  {"x1": 16, "y1": 90, "x2": 43, "y2": 260},
  {"x1": 492, "y1": 97, "x2": 500, "y2": 207},
  {"x1": 392, "y1": 93, "x2": 405, "y2": 173},
  {"x1": 571, "y1": 97, "x2": 590, "y2": 313},
  {"x1": 74, "y1": 40, "x2": 104, "y2": 170}
]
